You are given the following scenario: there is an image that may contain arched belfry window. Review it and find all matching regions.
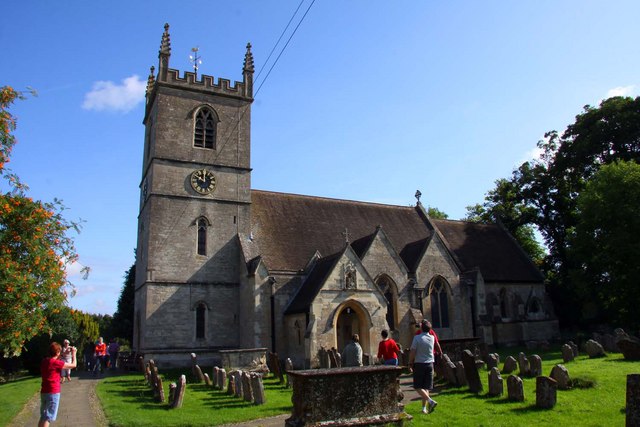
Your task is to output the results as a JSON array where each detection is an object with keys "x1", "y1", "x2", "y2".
[
  {"x1": 194, "y1": 108, "x2": 217, "y2": 149},
  {"x1": 196, "y1": 217, "x2": 208, "y2": 256},
  {"x1": 429, "y1": 277, "x2": 450, "y2": 328},
  {"x1": 195, "y1": 302, "x2": 207, "y2": 339}
]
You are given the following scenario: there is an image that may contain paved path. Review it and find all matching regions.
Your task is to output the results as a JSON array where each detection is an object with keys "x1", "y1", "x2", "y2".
[{"x1": 10, "y1": 371, "x2": 107, "y2": 427}]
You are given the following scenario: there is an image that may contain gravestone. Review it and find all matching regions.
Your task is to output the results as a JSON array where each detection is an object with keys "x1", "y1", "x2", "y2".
[
  {"x1": 194, "y1": 364, "x2": 205, "y2": 383},
  {"x1": 336, "y1": 352, "x2": 342, "y2": 368},
  {"x1": 518, "y1": 352, "x2": 530, "y2": 377},
  {"x1": 251, "y1": 373, "x2": 266, "y2": 405},
  {"x1": 567, "y1": 341, "x2": 578, "y2": 357},
  {"x1": 204, "y1": 373, "x2": 212, "y2": 387},
  {"x1": 462, "y1": 349, "x2": 482, "y2": 393},
  {"x1": 442, "y1": 354, "x2": 458, "y2": 386},
  {"x1": 550, "y1": 364, "x2": 571, "y2": 390},
  {"x1": 227, "y1": 373, "x2": 236, "y2": 396},
  {"x1": 234, "y1": 370, "x2": 244, "y2": 398},
  {"x1": 242, "y1": 371, "x2": 254, "y2": 402},
  {"x1": 617, "y1": 336, "x2": 640, "y2": 361},
  {"x1": 455, "y1": 361, "x2": 467, "y2": 386},
  {"x1": 218, "y1": 368, "x2": 227, "y2": 392},
  {"x1": 213, "y1": 367, "x2": 220, "y2": 388},
  {"x1": 536, "y1": 376, "x2": 557, "y2": 409},
  {"x1": 270, "y1": 352, "x2": 285, "y2": 383},
  {"x1": 190, "y1": 353, "x2": 198, "y2": 377},
  {"x1": 156, "y1": 376, "x2": 165, "y2": 403},
  {"x1": 561, "y1": 344, "x2": 574, "y2": 362},
  {"x1": 585, "y1": 339, "x2": 606, "y2": 358},
  {"x1": 503, "y1": 356, "x2": 517, "y2": 374},
  {"x1": 627, "y1": 374, "x2": 640, "y2": 427},
  {"x1": 488, "y1": 367, "x2": 503, "y2": 397},
  {"x1": 329, "y1": 349, "x2": 339, "y2": 368},
  {"x1": 169, "y1": 382, "x2": 176, "y2": 404},
  {"x1": 486, "y1": 353, "x2": 499, "y2": 370},
  {"x1": 529, "y1": 355, "x2": 542, "y2": 377},
  {"x1": 507, "y1": 375, "x2": 524, "y2": 401},
  {"x1": 138, "y1": 356, "x2": 146, "y2": 377},
  {"x1": 285, "y1": 358, "x2": 294, "y2": 388},
  {"x1": 169, "y1": 375, "x2": 186, "y2": 409}
]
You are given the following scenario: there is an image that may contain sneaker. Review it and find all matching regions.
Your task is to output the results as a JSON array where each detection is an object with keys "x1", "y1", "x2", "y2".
[
  {"x1": 421, "y1": 407, "x2": 428, "y2": 414},
  {"x1": 428, "y1": 400, "x2": 438, "y2": 413}
]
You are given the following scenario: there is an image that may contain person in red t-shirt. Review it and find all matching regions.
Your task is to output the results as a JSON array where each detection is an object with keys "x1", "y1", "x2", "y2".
[
  {"x1": 377, "y1": 329, "x2": 400, "y2": 365},
  {"x1": 93, "y1": 337, "x2": 107, "y2": 375},
  {"x1": 39, "y1": 342, "x2": 77, "y2": 427}
]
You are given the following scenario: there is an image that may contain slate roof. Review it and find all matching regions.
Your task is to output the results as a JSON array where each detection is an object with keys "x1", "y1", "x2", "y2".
[
  {"x1": 431, "y1": 219, "x2": 544, "y2": 283},
  {"x1": 284, "y1": 251, "x2": 341, "y2": 314},
  {"x1": 250, "y1": 190, "x2": 432, "y2": 272}
]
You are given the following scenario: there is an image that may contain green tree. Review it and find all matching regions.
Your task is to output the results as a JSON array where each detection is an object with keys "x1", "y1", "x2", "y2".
[
  {"x1": 427, "y1": 206, "x2": 448, "y2": 219},
  {"x1": 0, "y1": 86, "x2": 86, "y2": 356},
  {"x1": 568, "y1": 160, "x2": 640, "y2": 328},
  {"x1": 111, "y1": 263, "x2": 135, "y2": 343}
]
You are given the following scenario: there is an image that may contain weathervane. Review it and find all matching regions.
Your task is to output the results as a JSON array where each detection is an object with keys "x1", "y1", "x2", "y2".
[
  {"x1": 189, "y1": 47, "x2": 202, "y2": 77},
  {"x1": 415, "y1": 190, "x2": 422, "y2": 205}
]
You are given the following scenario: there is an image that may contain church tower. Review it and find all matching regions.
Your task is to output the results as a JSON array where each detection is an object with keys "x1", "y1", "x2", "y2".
[{"x1": 134, "y1": 24, "x2": 254, "y2": 364}]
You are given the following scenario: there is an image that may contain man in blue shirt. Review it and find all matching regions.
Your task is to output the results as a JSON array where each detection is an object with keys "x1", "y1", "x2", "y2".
[{"x1": 409, "y1": 320, "x2": 438, "y2": 414}]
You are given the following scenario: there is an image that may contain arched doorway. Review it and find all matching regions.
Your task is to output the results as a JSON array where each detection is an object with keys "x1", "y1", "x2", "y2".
[{"x1": 334, "y1": 302, "x2": 370, "y2": 354}]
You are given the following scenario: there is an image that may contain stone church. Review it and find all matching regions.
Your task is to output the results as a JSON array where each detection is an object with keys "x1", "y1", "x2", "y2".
[{"x1": 133, "y1": 25, "x2": 558, "y2": 368}]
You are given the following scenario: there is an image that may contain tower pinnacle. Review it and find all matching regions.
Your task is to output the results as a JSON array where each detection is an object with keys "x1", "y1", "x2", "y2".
[
  {"x1": 158, "y1": 23, "x2": 171, "y2": 81},
  {"x1": 243, "y1": 43, "x2": 254, "y2": 98}
]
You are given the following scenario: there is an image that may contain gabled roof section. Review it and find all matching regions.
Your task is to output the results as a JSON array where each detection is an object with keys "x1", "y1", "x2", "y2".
[
  {"x1": 430, "y1": 219, "x2": 544, "y2": 283},
  {"x1": 251, "y1": 190, "x2": 432, "y2": 272},
  {"x1": 284, "y1": 251, "x2": 342, "y2": 315},
  {"x1": 400, "y1": 237, "x2": 431, "y2": 272}
]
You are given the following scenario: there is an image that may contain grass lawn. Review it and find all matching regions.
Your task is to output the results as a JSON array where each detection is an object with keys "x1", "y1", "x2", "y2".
[
  {"x1": 97, "y1": 370, "x2": 292, "y2": 426},
  {"x1": 0, "y1": 375, "x2": 40, "y2": 426},
  {"x1": 404, "y1": 349, "x2": 640, "y2": 426}
]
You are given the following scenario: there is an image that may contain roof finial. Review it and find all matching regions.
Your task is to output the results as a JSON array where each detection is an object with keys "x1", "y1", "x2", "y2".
[
  {"x1": 189, "y1": 47, "x2": 202, "y2": 78},
  {"x1": 160, "y1": 23, "x2": 171, "y2": 55},
  {"x1": 342, "y1": 227, "x2": 351, "y2": 245},
  {"x1": 415, "y1": 190, "x2": 422, "y2": 206},
  {"x1": 146, "y1": 66, "x2": 156, "y2": 96},
  {"x1": 243, "y1": 43, "x2": 254, "y2": 73}
]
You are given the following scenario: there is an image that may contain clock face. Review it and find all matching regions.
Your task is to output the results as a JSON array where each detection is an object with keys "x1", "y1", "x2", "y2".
[{"x1": 190, "y1": 169, "x2": 216, "y2": 194}]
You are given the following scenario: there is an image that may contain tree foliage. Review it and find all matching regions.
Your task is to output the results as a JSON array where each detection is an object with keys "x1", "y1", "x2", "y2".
[
  {"x1": 427, "y1": 206, "x2": 448, "y2": 219},
  {"x1": 111, "y1": 263, "x2": 135, "y2": 343},
  {"x1": 0, "y1": 86, "x2": 85, "y2": 356}
]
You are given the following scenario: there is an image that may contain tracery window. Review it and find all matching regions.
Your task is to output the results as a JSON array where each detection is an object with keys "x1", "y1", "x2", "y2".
[
  {"x1": 197, "y1": 218, "x2": 207, "y2": 256},
  {"x1": 429, "y1": 278, "x2": 450, "y2": 328},
  {"x1": 194, "y1": 108, "x2": 216, "y2": 149}
]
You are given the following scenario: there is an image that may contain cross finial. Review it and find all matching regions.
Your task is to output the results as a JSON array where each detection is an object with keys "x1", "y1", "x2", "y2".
[
  {"x1": 342, "y1": 228, "x2": 351, "y2": 244},
  {"x1": 189, "y1": 47, "x2": 202, "y2": 78},
  {"x1": 415, "y1": 190, "x2": 422, "y2": 205}
]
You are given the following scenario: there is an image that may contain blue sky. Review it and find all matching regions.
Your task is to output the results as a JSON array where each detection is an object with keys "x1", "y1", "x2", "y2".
[{"x1": 3, "y1": 1, "x2": 639, "y2": 315}]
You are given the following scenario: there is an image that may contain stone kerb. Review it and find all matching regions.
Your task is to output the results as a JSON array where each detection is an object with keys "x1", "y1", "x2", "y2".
[
  {"x1": 285, "y1": 366, "x2": 410, "y2": 427},
  {"x1": 536, "y1": 376, "x2": 558, "y2": 409}
]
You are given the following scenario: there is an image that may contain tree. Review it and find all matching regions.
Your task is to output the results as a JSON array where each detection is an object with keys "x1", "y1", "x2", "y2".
[
  {"x1": 0, "y1": 86, "x2": 85, "y2": 356},
  {"x1": 427, "y1": 206, "x2": 448, "y2": 219},
  {"x1": 568, "y1": 160, "x2": 640, "y2": 328},
  {"x1": 111, "y1": 263, "x2": 135, "y2": 343}
]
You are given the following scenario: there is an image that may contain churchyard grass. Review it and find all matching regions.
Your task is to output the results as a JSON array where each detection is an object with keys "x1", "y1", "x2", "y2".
[
  {"x1": 0, "y1": 375, "x2": 40, "y2": 425},
  {"x1": 97, "y1": 370, "x2": 291, "y2": 426},
  {"x1": 404, "y1": 349, "x2": 639, "y2": 426}
]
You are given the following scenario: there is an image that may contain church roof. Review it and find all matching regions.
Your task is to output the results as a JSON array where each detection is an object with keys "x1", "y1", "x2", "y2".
[
  {"x1": 431, "y1": 219, "x2": 544, "y2": 283},
  {"x1": 284, "y1": 251, "x2": 342, "y2": 315},
  {"x1": 250, "y1": 190, "x2": 431, "y2": 272}
]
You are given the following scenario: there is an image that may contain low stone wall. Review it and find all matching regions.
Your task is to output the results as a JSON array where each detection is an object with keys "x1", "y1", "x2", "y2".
[
  {"x1": 219, "y1": 348, "x2": 268, "y2": 372},
  {"x1": 286, "y1": 365, "x2": 410, "y2": 426}
]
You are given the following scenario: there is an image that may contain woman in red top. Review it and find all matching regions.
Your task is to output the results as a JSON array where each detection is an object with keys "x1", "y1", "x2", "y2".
[
  {"x1": 93, "y1": 337, "x2": 107, "y2": 375},
  {"x1": 39, "y1": 342, "x2": 77, "y2": 427},
  {"x1": 377, "y1": 329, "x2": 400, "y2": 365}
]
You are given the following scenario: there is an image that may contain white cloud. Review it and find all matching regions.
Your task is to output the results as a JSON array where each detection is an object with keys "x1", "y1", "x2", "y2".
[
  {"x1": 82, "y1": 75, "x2": 146, "y2": 113},
  {"x1": 606, "y1": 85, "x2": 637, "y2": 98}
]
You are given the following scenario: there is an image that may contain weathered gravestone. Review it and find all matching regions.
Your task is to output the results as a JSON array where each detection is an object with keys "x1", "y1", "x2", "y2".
[
  {"x1": 561, "y1": 344, "x2": 574, "y2": 362},
  {"x1": 550, "y1": 364, "x2": 571, "y2": 390},
  {"x1": 227, "y1": 373, "x2": 236, "y2": 396},
  {"x1": 567, "y1": 341, "x2": 578, "y2": 357},
  {"x1": 285, "y1": 366, "x2": 410, "y2": 427},
  {"x1": 234, "y1": 370, "x2": 244, "y2": 398},
  {"x1": 627, "y1": 374, "x2": 640, "y2": 427},
  {"x1": 203, "y1": 373, "x2": 212, "y2": 387},
  {"x1": 251, "y1": 373, "x2": 266, "y2": 405},
  {"x1": 617, "y1": 336, "x2": 640, "y2": 361},
  {"x1": 536, "y1": 376, "x2": 557, "y2": 409},
  {"x1": 585, "y1": 339, "x2": 606, "y2": 358},
  {"x1": 156, "y1": 376, "x2": 165, "y2": 403},
  {"x1": 442, "y1": 354, "x2": 458, "y2": 386},
  {"x1": 455, "y1": 361, "x2": 467, "y2": 386},
  {"x1": 488, "y1": 367, "x2": 503, "y2": 397},
  {"x1": 218, "y1": 368, "x2": 227, "y2": 392},
  {"x1": 213, "y1": 367, "x2": 220, "y2": 388},
  {"x1": 285, "y1": 358, "x2": 294, "y2": 388},
  {"x1": 269, "y1": 352, "x2": 285, "y2": 383},
  {"x1": 529, "y1": 354, "x2": 542, "y2": 377},
  {"x1": 242, "y1": 371, "x2": 254, "y2": 402},
  {"x1": 507, "y1": 375, "x2": 524, "y2": 402},
  {"x1": 194, "y1": 364, "x2": 205, "y2": 383},
  {"x1": 190, "y1": 353, "x2": 198, "y2": 377},
  {"x1": 169, "y1": 375, "x2": 186, "y2": 409},
  {"x1": 518, "y1": 352, "x2": 530, "y2": 377},
  {"x1": 503, "y1": 356, "x2": 517, "y2": 374},
  {"x1": 462, "y1": 349, "x2": 482, "y2": 393},
  {"x1": 486, "y1": 353, "x2": 499, "y2": 370}
]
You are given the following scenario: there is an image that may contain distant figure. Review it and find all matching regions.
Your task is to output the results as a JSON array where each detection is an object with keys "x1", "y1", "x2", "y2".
[
  {"x1": 377, "y1": 329, "x2": 400, "y2": 366},
  {"x1": 415, "y1": 322, "x2": 443, "y2": 357},
  {"x1": 39, "y1": 341, "x2": 77, "y2": 427},
  {"x1": 93, "y1": 337, "x2": 107, "y2": 375},
  {"x1": 409, "y1": 320, "x2": 438, "y2": 415},
  {"x1": 59, "y1": 340, "x2": 73, "y2": 382},
  {"x1": 107, "y1": 339, "x2": 120, "y2": 370},
  {"x1": 342, "y1": 334, "x2": 363, "y2": 367}
]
